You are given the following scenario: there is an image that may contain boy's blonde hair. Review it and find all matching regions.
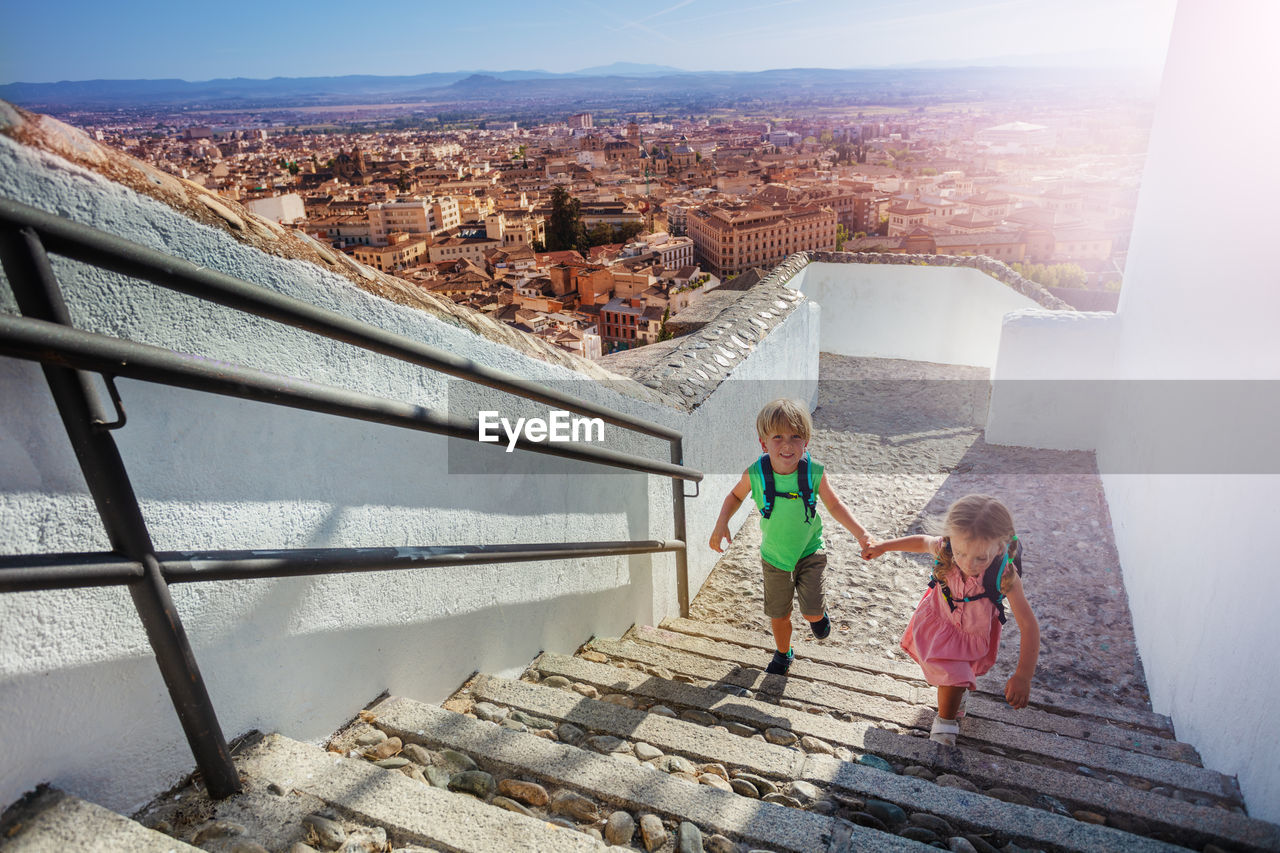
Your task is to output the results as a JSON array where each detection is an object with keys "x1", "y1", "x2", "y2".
[
  {"x1": 930, "y1": 494, "x2": 1016, "y2": 582},
  {"x1": 756, "y1": 398, "x2": 813, "y2": 443}
]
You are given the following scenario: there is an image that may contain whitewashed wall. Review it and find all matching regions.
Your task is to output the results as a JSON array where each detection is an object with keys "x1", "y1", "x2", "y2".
[
  {"x1": 0, "y1": 134, "x2": 818, "y2": 814},
  {"x1": 788, "y1": 262, "x2": 1041, "y2": 367},
  {"x1": 987, "y1": 0, "x2": 1280, "y2": 821}
]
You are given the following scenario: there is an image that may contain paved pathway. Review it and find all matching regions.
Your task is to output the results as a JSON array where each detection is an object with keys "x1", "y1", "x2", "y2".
[{"x1": 692, "y1": 354, "x2": 1151, "y2": 712}]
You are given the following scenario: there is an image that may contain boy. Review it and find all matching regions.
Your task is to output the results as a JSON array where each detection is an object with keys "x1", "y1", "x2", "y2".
[{"x1": 710, "y1": 399, "x2": 876, "y2": 674}]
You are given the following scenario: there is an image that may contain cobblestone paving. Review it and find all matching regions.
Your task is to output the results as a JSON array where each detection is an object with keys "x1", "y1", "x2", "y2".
[{"x1": 692, "y1": 354, "x2": 1152, "y2": 712}]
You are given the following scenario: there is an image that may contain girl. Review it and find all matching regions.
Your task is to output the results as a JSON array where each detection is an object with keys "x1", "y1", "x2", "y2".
[{"x1": 866, "y1": 494, "x2": 1039, "y2": 746}]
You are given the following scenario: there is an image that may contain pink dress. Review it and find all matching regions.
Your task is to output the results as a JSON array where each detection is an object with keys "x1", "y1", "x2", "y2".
[{"x1": 900, "y1": 565, "x2": 1003, "y2": 689}]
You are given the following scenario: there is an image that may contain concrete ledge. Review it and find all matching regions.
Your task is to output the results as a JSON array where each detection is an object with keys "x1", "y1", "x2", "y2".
[
  {"x1": 802, "y1": 755, "x2": 1182, "y2": 853},
  {"x1": 656, "y1": 619, "x2": 1175, "y2": 736},
  {"x1": 0, "y1": 787, "x2": 202, "y2": 853},
  {"x1": 534, "y1": 653, "x2": 1261, "y2": 849},
  {"x1": 602, "y1": 633, "x2": 1185, "y2": 769},
  {"x1": 469, "y1": 675, "x2": 804, "y2": 780},
  {"x1": 235, "y1": 733, "x2": 605, "y2": 853},
  {"x1": 371, "y1": 697, "x2": 926, "y2": 853},
  {"x1": 599, "y1": 282, "x2": 807, "y2": 411}
]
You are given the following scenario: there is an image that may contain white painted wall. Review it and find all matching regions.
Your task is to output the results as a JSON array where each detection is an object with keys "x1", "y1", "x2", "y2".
[
  {"x1": 245, "y1": 192, "x2": 305, "y2": 224},
  {"x1": 0, "y1": 134, "x2": 818, "y2": 814},
  {"x1": 788, "y1": 262, "x2": 1041, "y2": 368},
  {"x1": 680, "y1": 303, "x2": 821, "y2": 597},
  {"x1": 987, "y1": 0, "x2": 1280, "y2": 820}
]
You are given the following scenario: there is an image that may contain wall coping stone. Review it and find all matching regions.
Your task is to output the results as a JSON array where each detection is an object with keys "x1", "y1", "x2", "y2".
[
  {"x1": 796, "y1": 250, "x2": 1073, "y2": 311},
  {"x1": 600, "y1": 279, "x2": 807, "y2": 412},
  {"x1": 598, "y1": 249, "x2": 1071, "y2": 409}
]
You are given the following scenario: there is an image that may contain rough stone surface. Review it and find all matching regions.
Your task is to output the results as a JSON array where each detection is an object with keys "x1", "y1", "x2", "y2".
[
  {"x1": 604, "y1": 811, "x2": 636, "y2": 846},
  {"x1": 677, "y1": 821, "x2": 704, "y2": 853},
  {"x1": 446, "y1": 770, "x2": 495, "y2": 798},
  {"x1": 935, "y1": 774, "x2": 981, "y2": 793},
  {"x1": 764, "y1": 727, "x2": 798, "y2": 746},
  {"x1": 640, "y1": 814, "x2": 667, "y2": 852},
  {"x1": 497, "y1": 779, "x2": 549, "y2": 807},
  {"x1": 865, "y1": 800, "x2": 907, "y2": 829},
  {"x1": 300, "y1": 815, "x2": 345, "y2": 850},
  {"x1": 549, "y1": 790, "x2": 599, "y2": 822}
]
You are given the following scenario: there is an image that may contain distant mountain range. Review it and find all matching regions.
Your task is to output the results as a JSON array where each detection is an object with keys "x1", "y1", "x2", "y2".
[
  {"x1": 570, "y1": 62, "x2": 687, "y2": 77},
  {"x1": 0, "y1": 65, "x2": 1152, "y2": 112}
]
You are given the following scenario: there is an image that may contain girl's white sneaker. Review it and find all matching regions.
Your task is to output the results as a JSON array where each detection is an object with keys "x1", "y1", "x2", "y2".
[{"x1": 930, "y1": 715, "x2": 960, "y2": 746}]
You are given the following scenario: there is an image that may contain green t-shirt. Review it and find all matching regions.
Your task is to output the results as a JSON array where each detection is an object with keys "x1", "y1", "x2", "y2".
[{"x1": 748, "y1": 456, "x2": 824, "y2": 571}]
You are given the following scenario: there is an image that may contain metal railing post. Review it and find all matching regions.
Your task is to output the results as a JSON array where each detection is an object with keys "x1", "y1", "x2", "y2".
[
  {"x1": 0, "y1": 226, "x2": 241, "y2": 799},
  {"x1": 671, "y1": 437, "x2": 690, "y2": 618}
]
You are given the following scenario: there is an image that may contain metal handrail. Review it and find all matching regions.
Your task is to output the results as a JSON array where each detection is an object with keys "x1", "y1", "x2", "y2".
[
  {"x1": 0, "y1": 197, "x2": 703, "y2": 799},
  {"x1": 0, "y1": 541, "x2": 688, "y2": 592},
  {"x1": 0, "y1": 314, "x2": 700, "y2": 481}
]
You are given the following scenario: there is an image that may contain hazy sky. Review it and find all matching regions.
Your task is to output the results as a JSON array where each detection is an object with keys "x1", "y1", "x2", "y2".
[{"x1": 1, "y1": 0, "x2": 1179, "y2": 84}]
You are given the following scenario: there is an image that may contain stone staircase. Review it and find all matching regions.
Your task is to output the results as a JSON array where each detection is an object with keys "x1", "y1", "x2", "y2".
[{"x1": 4, "y1": 619, "x2": 1278, "y2": 853}]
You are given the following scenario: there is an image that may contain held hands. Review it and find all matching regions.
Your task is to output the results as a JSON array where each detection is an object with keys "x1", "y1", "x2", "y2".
[
  {"x1": 1005, "y1": 673, "x2": 1032, "y2": 709},
  {"x1": 709, "y1": 523, "x2": 732, "y2": 553},
  {"x1": 861, "y1": 537, "x2": 887, "y2": 560}
]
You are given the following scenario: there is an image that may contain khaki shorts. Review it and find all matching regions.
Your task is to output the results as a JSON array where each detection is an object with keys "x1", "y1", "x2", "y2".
[{"x1": 762, "y1": 550, "x2": 826, "y2": 619}]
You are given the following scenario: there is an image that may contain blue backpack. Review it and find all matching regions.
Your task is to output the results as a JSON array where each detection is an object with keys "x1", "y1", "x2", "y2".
[
  {"x1": 754, "y1": 451, "x2": 819, "y2": 524},
  {"x1": 930, "y1": 534, "x2": 1023, "y2": 624}
]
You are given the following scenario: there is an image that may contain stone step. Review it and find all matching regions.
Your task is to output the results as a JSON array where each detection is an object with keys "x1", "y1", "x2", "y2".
[
  {"x1": 0, "y1": 787, "x2": 203, "y2": 853},
  {"x1": 363, "y1": 694, "x2": 924, "y2": 853},
  {"x1": 590, "y1": 635, "x2": 1225, "y2": 798},
  {"x1": 519, "y1": 659, "x2": 1276, "y2": 852},
  {"x1": 139, "y1": 732, "x2": 607, "y2": 853},
  {"x1": 463, "y1": 672, "x2": 1197, "y2": 853},
  {"x1": 651, "y1": 621, "x2": 1180, "y2": 740},
  {"x1": 539, "y1": 651, "x2": 1229, "y2": 806}
]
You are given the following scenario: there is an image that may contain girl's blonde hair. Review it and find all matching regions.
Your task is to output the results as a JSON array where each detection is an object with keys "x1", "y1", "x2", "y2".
[
  {"x1": 755, "y1": 398, "x2": 813, "y2": 443},
  {"x1": 930, "y1": 494, "x2": 1016, "y2": 582}
]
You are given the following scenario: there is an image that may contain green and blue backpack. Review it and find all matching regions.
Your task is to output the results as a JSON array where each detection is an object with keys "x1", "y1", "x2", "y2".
[{"x1": 753, "y1": 451, "x2": 819, "y2": 525}]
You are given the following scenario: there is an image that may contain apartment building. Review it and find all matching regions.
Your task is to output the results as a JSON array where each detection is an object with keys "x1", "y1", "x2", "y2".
[
  {"x1": 620, "y1": 233, "x2": 694, "y2": 269},
  {"x1": 352, "y1": 234, "x2": 429, "y2": 271},
  {"x1": 887, "y1": 199, "x2": 931, "y2": 236},
  {"x1": 427, "y1": 226, "x2": 501, "y2": 264},
  {"x1": 600, "y1": 297, "x2": 664, "y2": 351},
  {"x1": 687, "y1": 202, "x2": 837, "y2": 277},
  {"x1": 368, "y1": 196, "x2": 461, "y2": 246}
]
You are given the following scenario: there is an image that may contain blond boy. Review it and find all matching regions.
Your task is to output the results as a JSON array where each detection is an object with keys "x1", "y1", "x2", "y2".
[{"x1": 710, "y1": 399, "x2": 876, "y2": 673}]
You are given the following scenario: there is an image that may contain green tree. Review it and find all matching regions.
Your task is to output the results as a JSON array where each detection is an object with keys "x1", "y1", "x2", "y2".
[
  {"x1": 615, "y1": 222, "x2": 644, "y2": 243},
  {"x1": 835, "y1": 224, "x2": 850, "y2": 252},
  {"x1": 546, "y1": 186, "x2": 584, "y2": 252},
  {"x1": 395, "y1": 171, "x2": 411, "y2": 193},
  {"x1": 1012, "y1": 262, "x2": 1089, "y2": 290},
  {"x1": 586, "y1": 222, "x2": 614, "y2": 246},
  {"x1": 658, "y1": 307, "x2": 674, "y2": 342}
]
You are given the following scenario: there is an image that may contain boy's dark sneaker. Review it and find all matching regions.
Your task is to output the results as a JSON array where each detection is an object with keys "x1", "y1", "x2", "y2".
[
  {"x1": 766, "y1": 647, "x2": 794, "y2": 675},
  {"x1": 811, "y1": 612, "x2": 831, "y2": 640}
]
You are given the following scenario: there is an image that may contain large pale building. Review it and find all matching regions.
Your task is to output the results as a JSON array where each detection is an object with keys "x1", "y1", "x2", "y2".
[
  {"x1": 368, "y1": 197, "x2": 461, "y2": 246},
  {"x1": 687, "y1": 202, "x2": 837, "y2": 277}
]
